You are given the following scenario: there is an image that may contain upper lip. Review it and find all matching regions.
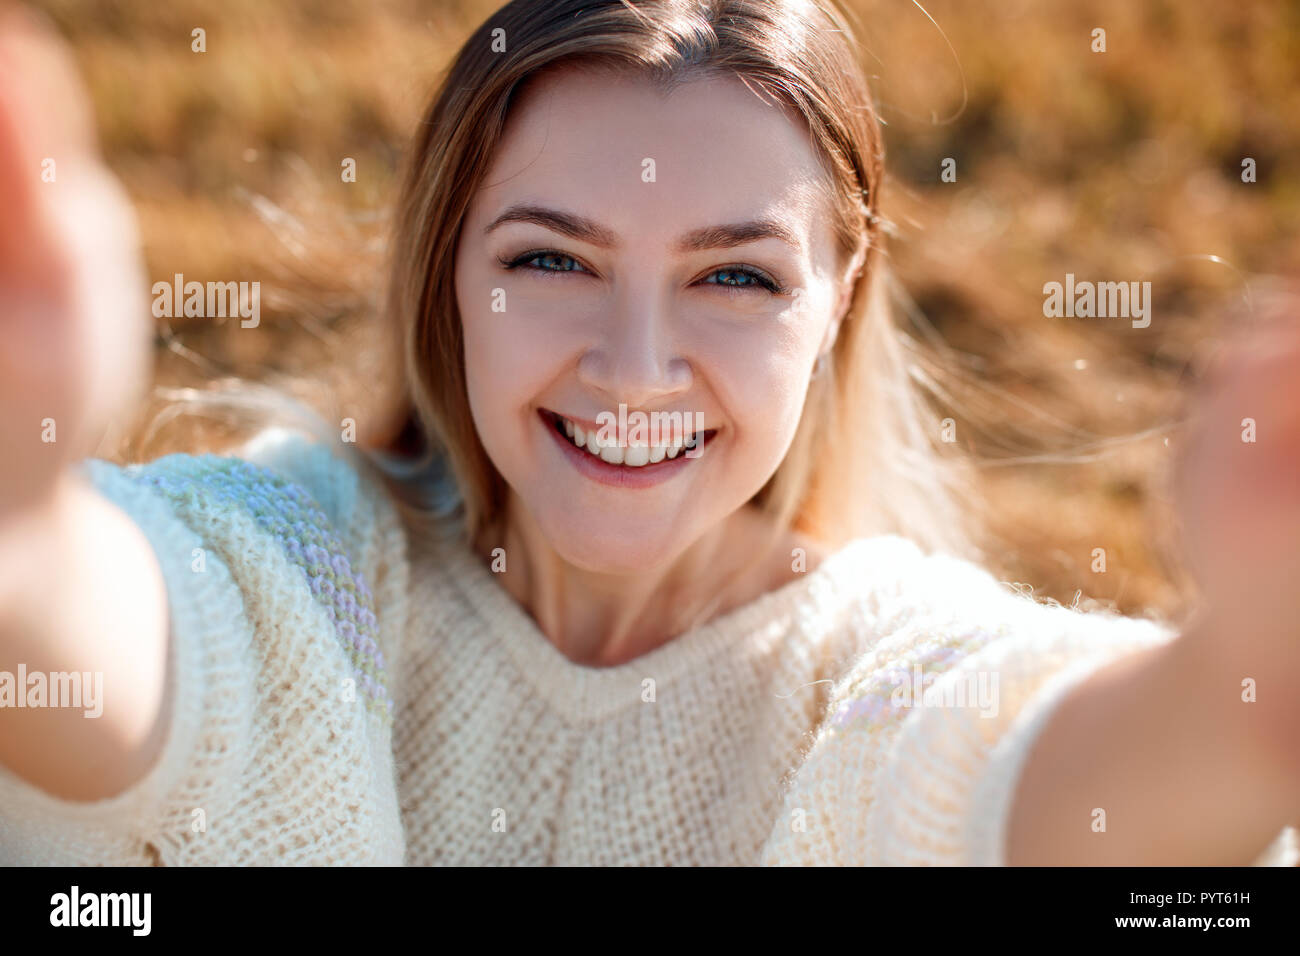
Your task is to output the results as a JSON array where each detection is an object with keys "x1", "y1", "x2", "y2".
[{"x1": 544, "y1": 408, "x2": 714, "y2": 437}]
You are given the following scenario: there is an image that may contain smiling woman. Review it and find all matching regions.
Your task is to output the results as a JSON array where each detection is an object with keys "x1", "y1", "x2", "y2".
[
  {"x1": 390, "y1": 5, "x2": 971, "y2": 583},
  {"x1": 454, "y1": 65, "x2": 872, "y2": 619},
  {"x1": 1, "y1": 0, "x2": 1298, "y2": 870},
  {"x1": 382, "y1": 7, "x2": 977, "y2": 665}
]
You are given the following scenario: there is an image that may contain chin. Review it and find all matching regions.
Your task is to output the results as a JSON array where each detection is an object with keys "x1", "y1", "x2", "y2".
[{"x1": 532, "y1": 507, "x2": 697, "y2": 576}]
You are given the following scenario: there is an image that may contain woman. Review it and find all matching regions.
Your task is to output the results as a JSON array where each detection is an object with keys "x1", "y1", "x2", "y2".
[{"x1": 1, "y1": 0, "x2": 1297, "y2": 865}]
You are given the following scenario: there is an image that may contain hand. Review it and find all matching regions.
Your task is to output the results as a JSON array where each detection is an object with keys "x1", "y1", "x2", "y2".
[
  {"x1": 0, "y1": 6, "x2": 150, "y2": 518},
  {"x1": 1172, "y1": 302, "x2": 1300, "y2": 767}
]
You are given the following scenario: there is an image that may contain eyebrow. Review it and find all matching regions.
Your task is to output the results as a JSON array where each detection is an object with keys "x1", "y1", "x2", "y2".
[{"x1": 483, "y1": 203, "x2": 804, "y2": 255}]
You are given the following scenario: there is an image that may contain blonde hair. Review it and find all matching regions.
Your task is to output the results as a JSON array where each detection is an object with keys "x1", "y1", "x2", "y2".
[
  {"x1": 128, "y1": 0, "x2": 977, "y2": 587},
  {"x1": 382, "y1": 0, "x2": 975, "y2": 560}
]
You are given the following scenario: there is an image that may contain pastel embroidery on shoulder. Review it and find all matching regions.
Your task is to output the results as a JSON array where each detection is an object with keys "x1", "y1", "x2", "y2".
[
  {"x1": 129, "y1": 456, "x2": 394, "y2": 724},
  {"x1": 827, "y1": 624, "x2": 1008, "y2": 738}
]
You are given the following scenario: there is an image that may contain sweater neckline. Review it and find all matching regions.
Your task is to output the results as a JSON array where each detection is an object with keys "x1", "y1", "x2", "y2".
[{"x1": 438, "y1": 532, "x2": 878, "y2": 724}]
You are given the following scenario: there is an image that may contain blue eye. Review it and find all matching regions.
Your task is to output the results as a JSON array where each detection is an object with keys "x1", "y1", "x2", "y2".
[
  {"x1": 702, "y1": 266, "x2": 782, "y2": 294},
  {"x1": 500, "y1": 250, "x2": 588, "y2": 276},
  {"x1": 498, "y1": 249, "x2": 784, "y2": 294}
]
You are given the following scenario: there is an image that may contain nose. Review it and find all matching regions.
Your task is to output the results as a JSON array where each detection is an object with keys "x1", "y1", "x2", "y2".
[{"x1": 576, "y1": 284, "x2": 692, "y2": 408}]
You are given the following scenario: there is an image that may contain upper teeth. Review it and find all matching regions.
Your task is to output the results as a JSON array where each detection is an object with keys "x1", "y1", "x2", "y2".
[{"x1": 559, "y1": 416, "x2": 701, "y2": 467}]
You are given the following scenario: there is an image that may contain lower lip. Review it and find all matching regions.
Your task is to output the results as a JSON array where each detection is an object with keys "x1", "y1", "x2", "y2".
[{"x1": 541, "y1": 410, "x2": 712, "y2": 489}]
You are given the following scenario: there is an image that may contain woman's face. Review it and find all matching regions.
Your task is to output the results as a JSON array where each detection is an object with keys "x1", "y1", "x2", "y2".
[{"x1": 455, "y1": 66, "x2": 857, "y2": 573}]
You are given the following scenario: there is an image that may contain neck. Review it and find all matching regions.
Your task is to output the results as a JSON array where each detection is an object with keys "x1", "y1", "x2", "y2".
[{"x1": 480, "y1": 494, "x2": 795, "y2": 667}]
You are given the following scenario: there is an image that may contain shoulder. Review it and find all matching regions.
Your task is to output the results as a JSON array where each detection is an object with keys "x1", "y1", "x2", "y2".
[
  {"x1": 816, "y1": 534, "x2": 1170, "y2": 656},
  {"x1": 236, "y1": 426, "x2": 398, "y2": 530},
  {"x1": 109, "y1": 427, "x2": 410, "y2": 608},
  {"x1": 809, "y1": 535, "x2": 1179, "y2": 763},
  {"x1": 35, "y1": 432, "x2": 410, "y2": 862},
  {"x1": 236, "y1": 428, "x2": 410, "y2": 596},
  {"x1": 762, "y1": 538, "x2": 1178, "y2": 866},
  {"x1": 92, "y1": 427, "x2": 412, "y2": 712},
  {"x1": 235, "y1": 425, "x2": 413, "y2": 683}
]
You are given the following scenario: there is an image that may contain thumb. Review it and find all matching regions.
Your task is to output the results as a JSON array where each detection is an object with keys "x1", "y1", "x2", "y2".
[{"x1": 0, "y1": 5, "x2": 99, "y2": 272}]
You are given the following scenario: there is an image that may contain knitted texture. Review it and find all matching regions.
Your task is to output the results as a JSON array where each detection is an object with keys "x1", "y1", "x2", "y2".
[
  {"x1": 127, "y1": 457, "x2": 392, "y2": 723},
  {"x1": 1, "y1": 427, "x2": 1295, "y2": 866}
]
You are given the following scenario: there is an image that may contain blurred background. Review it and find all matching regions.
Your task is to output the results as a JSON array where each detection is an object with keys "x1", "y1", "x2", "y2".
[{"x1": 23, "y1": 0, "x2": 1300, "y2": 619}]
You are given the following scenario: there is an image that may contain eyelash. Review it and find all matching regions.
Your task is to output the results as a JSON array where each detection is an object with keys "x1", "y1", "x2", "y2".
[{"x1": 497, "y1": 249, "x2": 787, "y2": 295}]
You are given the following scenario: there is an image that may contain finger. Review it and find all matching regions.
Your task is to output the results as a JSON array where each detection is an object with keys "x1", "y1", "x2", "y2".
[
  {"x1": 0, "y1": 6, "x2": 99, "y2": 270},
  {"x1": 1202, "y1": 336, "x2": 1300, "y2": 493},
  {"x1": 1199, "y1": 296, "x2": 1300, "y2": 391},
  {"x1": 0, "y1": 5, "x2": 99, "y2": 155}
]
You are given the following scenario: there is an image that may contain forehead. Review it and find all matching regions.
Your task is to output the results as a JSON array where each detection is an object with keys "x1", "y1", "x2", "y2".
[{"x1": 475, "y1": 64, "x2": 836, "y2": 258}]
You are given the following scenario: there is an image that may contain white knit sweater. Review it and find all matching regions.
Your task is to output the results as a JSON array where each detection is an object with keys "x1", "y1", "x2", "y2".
[{"x1": 1, "y1": 428, "x2": 1295, "y2": 866}]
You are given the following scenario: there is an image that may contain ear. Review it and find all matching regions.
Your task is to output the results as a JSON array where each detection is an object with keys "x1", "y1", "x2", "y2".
[
  {"x1": 817, "y1": 314, "x2": 842, "y2": 360},
  {"x1": 836, "y1": 236, "x2": 869, "y2": 317},
  {"x1": 820, "y1": 239, "x2": 870, "y2": 357}
]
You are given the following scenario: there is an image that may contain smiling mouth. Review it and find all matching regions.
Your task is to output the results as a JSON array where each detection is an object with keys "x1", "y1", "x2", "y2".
[{"x1": 541, "y1": 409, "x2": 717, "y2": 467}]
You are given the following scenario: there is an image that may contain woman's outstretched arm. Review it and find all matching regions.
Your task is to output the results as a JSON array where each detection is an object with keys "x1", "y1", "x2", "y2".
[
  {"x1": 763, "y1": 325, "x2": 1298, "y2": 866},
  {"x1": 1007, "y1": 624, "x2": 1299, "y2": 865},
  {"x1": 0, "y1": 10, "x2": 407, "y2": 866},
  {"x1": 1008, "y1": 320, "x2": 1300, "y2": 864},
  {"x1": 0, "y1": 7, "x2": 169, "y2": 802},
  {"x1": 0, "y1": 477, "x2": 170, "y2": 801}
]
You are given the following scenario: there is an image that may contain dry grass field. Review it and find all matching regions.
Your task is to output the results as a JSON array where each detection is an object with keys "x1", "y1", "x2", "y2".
[{"x1": 26, "y1": 0, "x2": 1300, "y2": 620}]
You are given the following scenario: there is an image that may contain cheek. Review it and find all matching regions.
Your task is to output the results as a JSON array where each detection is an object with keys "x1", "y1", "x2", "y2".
[
  {"x1": 686, "y1": 338, "x2": 813, "y2": 506},
  {"x1": 731, "y1": 357, "x2": 810, "y2": 466},
  {"x1": 457, "y1": 265, "x2": 563, "y2": 446},
  {"x1": 698, "y1": 314, "x2": 825, "y2": 465}
]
